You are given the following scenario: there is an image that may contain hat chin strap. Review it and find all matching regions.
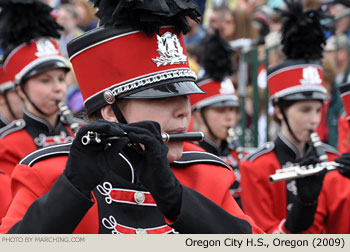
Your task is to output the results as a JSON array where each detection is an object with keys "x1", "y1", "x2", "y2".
[
  {"x1": 20, "y1": 86, "x2": 50, "y2": 117},
  {"x1": 281, "y1": 108, "x2": 301, "y2": 143},
  {"x1": 200, "y1": 108, "x2": 219, "y2": 141},
  {"x1": 111, "y1": 102, "x2": 128, "y2": 124}
]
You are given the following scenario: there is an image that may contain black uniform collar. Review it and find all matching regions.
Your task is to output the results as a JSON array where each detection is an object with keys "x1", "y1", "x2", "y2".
[
  {"x1": 0, "y1": 114, "x2": 9, "y2": 128},
  {"x1": 22, "y1": 110, "x2": 74, "y2": 148},
  {"x1": 23, "y1": 110, "x2": 62, "y2": 133},
  {"x1": 198, "y1": 137, "x2": 231, "y2": 156},
  {"x1": 274, "y1": 133, "x2": 314, "y2": 167}
]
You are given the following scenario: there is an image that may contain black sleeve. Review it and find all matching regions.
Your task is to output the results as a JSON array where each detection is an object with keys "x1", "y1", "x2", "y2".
[
  {"x1": 7, "y1": 174, "x2": 94, "y2": 234},
  {"x1": 170, "y1": 185, "x2": 253, "y2": 234}
]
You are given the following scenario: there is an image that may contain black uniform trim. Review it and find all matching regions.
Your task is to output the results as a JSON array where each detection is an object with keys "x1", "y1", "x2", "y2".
[
  {"x1": 0, "y1": 119, "x2": 26, "y2": 138},
  {"x1": 19, "y1": 143, "x2": 71, "y2": 167},
  {"x1": 171, "y1": 185, "x2": 253, "y2": 233},
  {"x1": 0, "y1": 114, "x2": 10, "y2": 129},
  {"x1": 172, "y1": 151, "x2": 230, "y2": 169},
  {"x1": 244, "y1": 141, "x2": 275, "y2": 162}
]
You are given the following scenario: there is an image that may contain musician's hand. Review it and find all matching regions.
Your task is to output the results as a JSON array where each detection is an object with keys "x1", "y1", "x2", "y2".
[
  {"x1": 64, "y1": 120, "x2": 130, "y2": 197},
  {"x1": 120, "y1": 120, "x2": 182, "y2": 221},
  {"x1": 334, "y1": 153, "x2": 350, "y2": 178},
  {"x1": 296, "y1": 156, "x2": 327, "y2": 204},
  {"x1": 284, "y1": 156, "x2": 326, "y2": 233}
]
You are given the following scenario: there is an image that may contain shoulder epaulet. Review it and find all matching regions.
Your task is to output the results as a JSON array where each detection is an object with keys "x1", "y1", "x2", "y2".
[
  {"x1": 0, "y1": 119, "x2": 26, "y2": 138},
  {"x1": 19, "y1": 142, "x2": 71, "y2": 167},
  {"x1": 171, "y1": 151, "x2": 230, "y2": 169},
  {"x1": 321, "y1": 143, "x2": 339, "y2": 155},
  {"x1": 243, "y1": 141, "x2": 275, "y2": 162}
]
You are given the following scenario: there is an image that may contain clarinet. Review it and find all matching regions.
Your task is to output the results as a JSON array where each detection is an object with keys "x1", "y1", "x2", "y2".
[
  {"x1": 57, "y1": 101, "x2": 80, "y2": 135},
  {"x1": 227, "y1": 127, "x2": 244, "y2": 161}
]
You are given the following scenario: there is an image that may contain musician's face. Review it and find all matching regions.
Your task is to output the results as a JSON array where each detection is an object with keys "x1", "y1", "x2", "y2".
[
  {"x1": 200, "y1": 106, "x2": 239, "y2": 142},
  {"x1": 18, "y1": 68, "x2": 67, "y2": 117},
  {"x1": 120, "y1": 95, "x2": 191, "y2": 163},
  {"x1": 280, "y1": 100, "x2": 323, "y2": 142}
]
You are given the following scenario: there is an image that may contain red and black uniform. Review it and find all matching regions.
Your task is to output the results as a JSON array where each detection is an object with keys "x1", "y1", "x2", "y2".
[
  {"x1": 185, "y1": 139, "x2": 244, "y2": 208},
  {"x1": 337, "y1": 115, "x2": 350, "y2": 154},
  {"x1": 311, "y1": 170, "x2": 350, "y2": 233},
  {"x1": 0, "y1": 110, "x2": 76, "y2": 177},
  {"x1": 0, "y1": 170, "x2": 11, "y2": 223},
  {"x1": 0, "y1": 143, "x2": 263, "y2": 234},
  {"x1": 240, "y1": 134, "x2": 339, "y2": 233}
]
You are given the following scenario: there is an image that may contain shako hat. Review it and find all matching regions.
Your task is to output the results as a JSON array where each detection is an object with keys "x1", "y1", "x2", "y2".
[
  {"x1": 190, "y1": 29, "x2": 238, "y2": 111},
  {"x1": 339, "y1": 82, "x2": 350, "y2": 120},
  {"x1": 0, "y1": 65, "x2": 15, "y2": 94},
  {"x1": 267, "y1": 0, "x2": 327, "y2": 106},
  {"x1": 0, "y1": 0, "x2": 70, "y2": 86},
  {"x1": 67, "y1": 0, "x2": 204, "y2": 116}
]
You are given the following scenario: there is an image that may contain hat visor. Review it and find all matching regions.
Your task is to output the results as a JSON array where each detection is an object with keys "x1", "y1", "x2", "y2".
[
  {"x1": 21, "y1": 60, "x2": 70, "y2": 84},
  {"x1": 205, "y1": 100, "x2": 240, "y2": 109},
  {"x1": 123, "y1": 81, "x2": 205, "y2": 99},
  {"x1": 275, "y1": 91, "x2": 326, "y2": 103}
]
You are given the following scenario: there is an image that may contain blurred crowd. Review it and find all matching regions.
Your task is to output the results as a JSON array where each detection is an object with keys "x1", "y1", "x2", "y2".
[
  {"x1": 2, "y1": 0, "x2": 349, "y2": 150},
  {"x1": 0, "y1": 0, "x2": 350, "y2": 234},
  {"x1": 187, "y1": 0, "x2": 350, "y2": 150}
]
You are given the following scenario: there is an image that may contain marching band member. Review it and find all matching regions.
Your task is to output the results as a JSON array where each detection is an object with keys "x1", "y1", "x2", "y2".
[
  {"x1": 240, "y1": 0, "x2": 339, "y2": 234},
  {"x1": 337, "y1": 85, "x2": 350, "y2": 154},
  {"x1": 0, "y1": 0, "x2": 79, "y2": 178},
  {"x1": 302, "y1": 82, "x2": 350, "y2": 234},
  {"x1": 0, "y1": 0, "x2": 263, "y2": 234},
  {"x1": 189, "y1": 30, "x2": 244, "y2": 207},
  {"x1": 0, "y1": 65, "x2": 17, "y2": 223},
  {"x1": 337, "y1": 82, "x2": 350, "y2": 154}
]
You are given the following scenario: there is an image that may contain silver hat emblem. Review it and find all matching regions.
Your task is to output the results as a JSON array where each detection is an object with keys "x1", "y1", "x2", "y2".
[
  {"x1": 299, "y1": 66, "x2": 322, "y2": 85},
  {"x1": 152, "y1": 32, "x2": 187, "y2": 67},
  {"x1": 104, "y1": 90, "x2": 115, "y2": 104},
  {"x1": 35, "y1": 39, "x2": 59, "y2": 57}
]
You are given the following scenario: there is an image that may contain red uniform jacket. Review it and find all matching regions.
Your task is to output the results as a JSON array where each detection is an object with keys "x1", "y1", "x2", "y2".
[
  {"x1": 0, "y1": 111, "x2": 75, "y2": 177},
  {"x1": 240, "y1": 134, "x2": 341, "y2": 234},
  {"x1": 184, "y1": 140, "x2": 245, "y2": 207},
  {"x1": 337, "y1": 116, "x2": 350, "y2": 154},
  {"x1": 0, "y1": 171, "x2": 11, "y2": 223},
  {"x1": 312, "y1": 170, "x2": 350, "y2": 233},
  {"x1": 0, "y1": 143, "x2": 263, "y2": 234}
]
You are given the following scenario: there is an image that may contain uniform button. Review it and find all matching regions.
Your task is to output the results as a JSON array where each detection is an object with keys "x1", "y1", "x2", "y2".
[
  {"x1": 15, "y1": 121, "x2": 21, "y2": 126},
  {"x1": 135, "y1": 228, "x2": 147, "y2": 234},
  {"x1": 134, "y1": 191, "x2": 145, "y2": 205}
]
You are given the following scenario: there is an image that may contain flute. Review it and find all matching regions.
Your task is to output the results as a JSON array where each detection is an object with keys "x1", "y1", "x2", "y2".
[
  {"x1": 81, "y1": 131, "x2": 205, "y2": 145},
  {"x1": 310, "y1": 131, "x2": 328, "y2": 162},
  {"x1": 269, "y1": 161, "x2": 341, "y2": 183},
  {"x1": 270, "y1": 131, "x2": 332, "y2": 183}
]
